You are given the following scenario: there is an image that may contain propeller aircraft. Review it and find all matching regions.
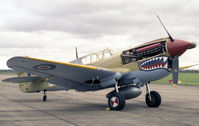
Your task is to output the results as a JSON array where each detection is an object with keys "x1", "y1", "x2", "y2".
[{"x1": 3, "y1": 14, "x2": 197, "y2": 110}]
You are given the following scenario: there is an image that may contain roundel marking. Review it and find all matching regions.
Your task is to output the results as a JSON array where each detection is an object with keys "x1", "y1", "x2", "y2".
[{"x1": 33, "y1": 64, "x2": 56, "y2": 70}]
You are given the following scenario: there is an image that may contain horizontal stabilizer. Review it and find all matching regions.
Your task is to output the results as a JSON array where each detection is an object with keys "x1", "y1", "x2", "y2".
[{"x1": 2, "y1": 76, "x2": 43, "y2": 83}]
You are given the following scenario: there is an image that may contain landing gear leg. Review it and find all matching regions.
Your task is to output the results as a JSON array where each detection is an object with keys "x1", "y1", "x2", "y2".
[
  {"x1": 43, "y1": 90, "x2": 47, "y2": 102},
  {"x1": 146, "y1": 82, "x2": 151, "y2": 100},
  {"x1": 145, "y1": 82, "x2": 161, "y2": 107},
  {"x1": 114, "y1": 81, "x2": 119, "y2": 93}
]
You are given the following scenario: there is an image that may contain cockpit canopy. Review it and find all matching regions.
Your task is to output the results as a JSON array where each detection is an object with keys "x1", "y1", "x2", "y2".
[{"x1": 71, "y1": 48, "x2": 115, "y2": 65}]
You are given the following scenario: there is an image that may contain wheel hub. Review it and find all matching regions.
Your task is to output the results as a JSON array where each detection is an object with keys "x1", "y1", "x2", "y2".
[
  {"x1": 148, "y1": 95, "x2": 156, "y2": 105},
  {"x1": 110, "y1": 97, "x2": 119, "y2": 107}
]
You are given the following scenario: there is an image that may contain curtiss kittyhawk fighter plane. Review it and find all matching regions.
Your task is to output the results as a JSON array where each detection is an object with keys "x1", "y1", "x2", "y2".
[{"x1": 3, "y1": 15, "x2": 197, "y2": 110}]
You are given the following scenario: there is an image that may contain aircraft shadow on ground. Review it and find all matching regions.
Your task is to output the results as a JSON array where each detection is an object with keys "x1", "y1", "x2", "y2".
[{"x1": 11, "y1": 98, "x2": 180, "y2": 112}]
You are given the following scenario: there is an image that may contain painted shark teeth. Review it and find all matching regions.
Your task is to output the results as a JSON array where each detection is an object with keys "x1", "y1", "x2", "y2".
[
  {"x1": 163, "y1": 57, "x2": 167, "y2": 62},
  {"x1": 139, "y1": 56, "x2": 169, "y2": 71}
]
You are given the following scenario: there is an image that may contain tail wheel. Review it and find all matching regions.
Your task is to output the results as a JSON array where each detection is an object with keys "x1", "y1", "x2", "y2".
[
  {"x1": 108, "y1": 93, "x2": 125, "y2": 110},
  {"x1": 145, "y1": 91, "x2": 161, "y2": 107},
  {"x1": 43, "y1": 90, "x2": 47, "y2": 102},
  {"x1": 43, "y1": 95, "x2": 47, "y2": 102}
]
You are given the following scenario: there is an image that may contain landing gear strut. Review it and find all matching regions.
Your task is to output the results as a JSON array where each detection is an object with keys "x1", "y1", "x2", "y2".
[
  {"x1": 43, "y1": 90, "x2": 47, "y2": 102},
  {"x1": 145, "y1": 82, "x2": 161, "y2": 107}
]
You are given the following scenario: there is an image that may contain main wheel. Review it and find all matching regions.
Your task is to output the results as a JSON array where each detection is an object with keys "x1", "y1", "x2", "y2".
[
  {"x1": 43, "y1": 95, "x2": 47, "y2": 102},
  {"x1": 108, "y1": 93, "x2": 125, "y2": 110},
  {"x1": 145, "y1": 91, "x2": 161, "y2": 107}
]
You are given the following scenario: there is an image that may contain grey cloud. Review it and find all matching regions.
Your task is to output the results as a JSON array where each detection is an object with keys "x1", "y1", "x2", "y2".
[
  {"x1": 1, "y1": 0, "x2": 198, "y2": 40},
  {"x1": 0, "y1": 0, "x2": 168, "y2": 38},
  {"x1": 0, "y1": 32, "x2": 45, "y2": 48}
]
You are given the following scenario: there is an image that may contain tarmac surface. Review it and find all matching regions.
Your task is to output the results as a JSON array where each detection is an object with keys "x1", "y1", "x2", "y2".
[{"x1": 0, "y1": 75, "x2": 199, "y2": 126}]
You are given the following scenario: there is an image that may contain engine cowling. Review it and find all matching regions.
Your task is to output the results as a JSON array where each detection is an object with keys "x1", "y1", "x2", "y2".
[{"x1": 106, "y1": 86, "x2": 142, "y2": 99}]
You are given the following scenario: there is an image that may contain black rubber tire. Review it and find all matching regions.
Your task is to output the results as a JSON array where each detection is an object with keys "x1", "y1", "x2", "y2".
[
  {"x1": 145, "y1": 91, "x2": 161, "y2": 107},
  {"x1": 108, "y1": 93, "x2": 125, "y2": 110},
  {"x1": 43, "y1": 95, "x2": 47, "y2": 102}
]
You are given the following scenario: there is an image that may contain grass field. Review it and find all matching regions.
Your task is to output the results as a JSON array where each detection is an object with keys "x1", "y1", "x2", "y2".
[{"x1": 152, "y1": 72, "x2": 199, "y2": 86}]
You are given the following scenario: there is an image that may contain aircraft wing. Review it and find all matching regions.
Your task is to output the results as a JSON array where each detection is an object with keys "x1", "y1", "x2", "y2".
[
  {"x1": 179, "y1": 64, "x2": 198, "y2": 69},
  {"x1": 7, "y1": 57, "x2": 118, "y2": 91}
]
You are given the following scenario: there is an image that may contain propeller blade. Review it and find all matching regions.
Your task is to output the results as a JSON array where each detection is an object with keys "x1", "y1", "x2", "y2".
[
  {"x1": 155, "y1": 12, "x2": 174, "y2": 41},
  {"x1": 172, "y1": 56, "x2": 179, "y2": 84}
]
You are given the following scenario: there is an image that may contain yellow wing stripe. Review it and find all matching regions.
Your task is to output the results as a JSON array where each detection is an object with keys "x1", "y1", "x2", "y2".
[
  {"x1": 179, "y1": 64, "x2": 198, "y2": 69},
  {"x1": 25, "y1": 57, "x2": 97, "y2": 70}
]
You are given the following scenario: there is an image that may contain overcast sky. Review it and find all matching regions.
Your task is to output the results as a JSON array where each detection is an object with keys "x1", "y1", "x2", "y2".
[{"x1": 0, "y1": 0, "x2": 199, "y2": 69}]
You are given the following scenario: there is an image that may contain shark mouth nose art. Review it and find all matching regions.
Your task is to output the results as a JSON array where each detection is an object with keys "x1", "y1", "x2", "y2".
[{"x1": 139, "y1": 56, "x2": 169, "y2": 71}]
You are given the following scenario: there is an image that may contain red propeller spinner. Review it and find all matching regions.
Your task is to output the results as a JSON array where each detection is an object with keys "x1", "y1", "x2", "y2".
[{"x1": 167, "y1": 39, "x2": 197, "y2": 58}]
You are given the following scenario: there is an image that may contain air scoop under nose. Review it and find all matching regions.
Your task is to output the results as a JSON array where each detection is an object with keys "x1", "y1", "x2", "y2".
[{"x1": 167, "y1": 39, "x2": 195, "y2": 57}]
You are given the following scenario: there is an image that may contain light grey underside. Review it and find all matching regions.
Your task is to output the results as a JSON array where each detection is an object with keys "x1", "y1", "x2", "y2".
[{"x1": 120, "y1": 69, "x2": 171, "y2": 87}]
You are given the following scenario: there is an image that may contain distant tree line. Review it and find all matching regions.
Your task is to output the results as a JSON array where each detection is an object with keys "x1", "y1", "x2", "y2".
[
  {"x1": 0, "y1": 69, "x2": 16, "y2": 73},
  {"x1": 180, "y1": 69, "x2": 199, "y2": 73}
]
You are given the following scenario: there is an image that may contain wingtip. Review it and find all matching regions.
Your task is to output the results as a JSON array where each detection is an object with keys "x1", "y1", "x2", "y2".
[
  {"x1": 2, "y1": 78, "x2": 10, "y2": 82},
  {"x1": 7, "y1": 56, "x2": 26, "y2": 69}
]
